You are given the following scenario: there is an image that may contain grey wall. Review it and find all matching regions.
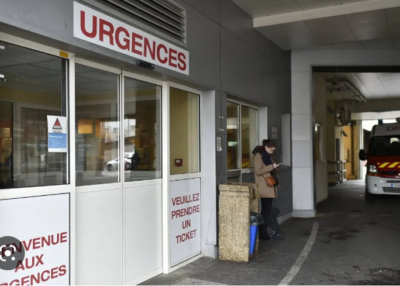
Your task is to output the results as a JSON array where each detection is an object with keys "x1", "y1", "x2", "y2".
[
  {"x1": 0, "y1": 0, "x2": 291, "y2": 110},
  {"x1": 274, "y1": 167, "x2": 293, "y2": 217},
  {"x1": 267, "y1": 107, "x2": 292, "y2": 216}
]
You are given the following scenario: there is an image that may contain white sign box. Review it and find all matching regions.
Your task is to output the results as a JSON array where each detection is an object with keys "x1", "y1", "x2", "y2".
[
  {"x1": 272, "y1": 127, "x2": 278, "y2": 139},
  {"x1": 47, "y1": 116, "x2": 68, "y2": 153},
  {"x1": 73, "y1": 1, "x2": 190, "y2": 75},
  {"x1": 170, "y1": 178, "x2": 201, "y2": 266},
  {"x1": 0, "y1": 194, "x2": 70, "y2": 285}
]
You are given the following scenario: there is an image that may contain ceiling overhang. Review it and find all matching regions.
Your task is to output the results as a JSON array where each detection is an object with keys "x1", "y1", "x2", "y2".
[
  {"x1": 253, "y1": 0, "x2": 400, "y2": 28},
  {"x1": 234, "y1": 0, "x2": 400, "y2": 50}
]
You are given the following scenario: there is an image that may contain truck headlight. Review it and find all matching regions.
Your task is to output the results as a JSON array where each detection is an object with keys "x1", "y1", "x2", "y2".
[{"x1": 368, "y1": 164, "x2": 377, "y2": 173}]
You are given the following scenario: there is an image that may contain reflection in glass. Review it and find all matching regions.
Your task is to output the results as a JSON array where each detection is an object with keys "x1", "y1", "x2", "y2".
[
  {"x1": 0, "y1": 43, "x2": 67, "y2": 189},
  {"x1": 124, "y1": 77, "x2": 161, "y2": 181},
  {"x1": 75, "y1": 64, "x2": 119, "y2": 186},
  {"x1": 170, "y1": 87, "x2": 200, "y2": 175},
  {"x1": 241, "y1": 106, "x2": 258, "y2": 168},
  {"x1": 315, "y1": 124, "x2": 321, "y2": 161},
  {"x1": 227, "y1": 102, "x2": 239, "y2": 170}
]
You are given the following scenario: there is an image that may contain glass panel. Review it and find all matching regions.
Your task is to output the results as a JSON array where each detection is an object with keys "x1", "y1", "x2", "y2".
[
  {"x1": 315, "y1": 124, "x2": 321, "y2": 161},
  {"x1": 369, "y1": 135, "x2": 400, "y2": 156},
  {"x1": 227, "y1": 102, "x2": 239, "y2": 170},
  {"x1": 75, "y1": 64, "x2": 119, "y2": 186},
  {"x1": 170, "y1": 87, "x2": 199, "y2": 175},
  {"x1": 0, "y1": 43, "x2": 68, "y2": 189},
  {"x1": 124, "y1": 77, "x2": 162, "y2": 181},
  {"x1": 241, "y1": 106, "x2": 258, "y2": 168}
]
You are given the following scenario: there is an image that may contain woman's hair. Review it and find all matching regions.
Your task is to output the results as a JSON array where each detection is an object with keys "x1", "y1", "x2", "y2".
[{"x1": 262, "y1": 139, "x2": 276, "y2": 148}]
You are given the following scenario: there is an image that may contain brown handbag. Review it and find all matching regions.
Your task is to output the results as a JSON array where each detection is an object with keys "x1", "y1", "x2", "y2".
[{"x1": 264, "y1": 175, "x2": 276, "y2": 187}]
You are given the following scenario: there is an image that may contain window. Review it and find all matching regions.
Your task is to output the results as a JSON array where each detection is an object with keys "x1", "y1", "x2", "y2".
[
  {"x1": 241, "y1": 106, "x2": 258, "y2": 168},
  {"x1": 169, "y1": 87, "x2": 199, "y2": 175},
  {"x1": 315, "y1": 123, "x2": 321, "y2": 161},
  {"x1": 124, "y1": 77, "x2": 162, "y2": 181},
  {"x1": 226, "y1": 102, "x2": 258, "y2": 170},
  {"x1": 370, "y1": 136, "x2": 400, "y2": 156},
  {"x1": 227, "y1": 102, "x2": 239, "y2": 170},
  {"x1": 75, "y1": 64, "x2": 119, "y2": 186},
  {"x1": 0, "y1": 43, "x2": 68, "y2": 189}
]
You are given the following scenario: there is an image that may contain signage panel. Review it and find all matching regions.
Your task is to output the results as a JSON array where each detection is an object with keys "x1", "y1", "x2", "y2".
[
  {"x1": 47, "y1": 116, "x2": 67, "y2": 153},
  {"x1": 0, "y1": 194, "x2": 70, "y2": 285},
  {"x1": 170, "y1": 178, "x2": 201, "y2": 266},
  {"x1": 73, "y1": 2, "x2": 190, "y2": 75}
]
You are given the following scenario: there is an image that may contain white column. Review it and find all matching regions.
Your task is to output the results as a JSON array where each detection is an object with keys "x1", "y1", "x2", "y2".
[
  {"x1": 291, "y1": 69, "x2": 315, "y2": 217},
  {"x1": 200, "y1": 90, "x2": 217, "y2": 258}
]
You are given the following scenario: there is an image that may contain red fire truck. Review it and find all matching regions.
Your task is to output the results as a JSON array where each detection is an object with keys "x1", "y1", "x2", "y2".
[{"x1": 359, "y1": 121, "x2": 400, "y2": 201}]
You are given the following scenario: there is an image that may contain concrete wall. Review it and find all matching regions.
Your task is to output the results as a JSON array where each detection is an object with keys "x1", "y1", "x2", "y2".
[
  {"x1": 326, "y1": 100, "x2": 338, "y2": 185},
  {"x1": 268, "y1": 107, "x2": 293, "y2": 217},
  {"x1": 314, "y1": 74, "x2": 328, "y2": 204},
  {"x1": 292, "y1": 48, "x2": 400, "y2": 216}
]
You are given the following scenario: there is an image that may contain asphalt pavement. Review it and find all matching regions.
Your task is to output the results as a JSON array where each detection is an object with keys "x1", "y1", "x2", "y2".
[{"x1": 143, "y1": 180, "x2": 400, "y2": 285}]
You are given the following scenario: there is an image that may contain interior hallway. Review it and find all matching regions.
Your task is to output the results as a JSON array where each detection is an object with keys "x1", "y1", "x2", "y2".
[{"x1": 143, "y1": 181, "x2": 400, "y2": 285}]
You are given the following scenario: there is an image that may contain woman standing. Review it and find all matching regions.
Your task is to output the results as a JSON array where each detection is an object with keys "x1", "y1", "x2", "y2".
[{"x1": 253, "y1": 139, "x2": 279, "y2": 240}]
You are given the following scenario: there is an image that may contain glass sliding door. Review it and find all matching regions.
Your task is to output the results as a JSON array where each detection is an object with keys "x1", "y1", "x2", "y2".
[
  {"x1": 122, "y1": 74, "x2": 163, "y2": 284},
  {"x1": 0, "y1": 43, "x2": 69, "y2": 189},
  {"x1": 75, "y1": 64, "x2": 120, "y2": 186},
  {"x1": 168, "y1": 85, "x2": 201, "y2": 267},
  {"x1": 124, "y1": 77, "x2": 162, "y2": 182},
  {"x1": 169, "y1": 87, "x2": 200, "y2": 175}
]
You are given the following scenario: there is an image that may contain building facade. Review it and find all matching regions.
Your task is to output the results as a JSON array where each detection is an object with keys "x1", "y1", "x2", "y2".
[{"x1": 0, "y1": 0, "x2": 292, "y2": 284}]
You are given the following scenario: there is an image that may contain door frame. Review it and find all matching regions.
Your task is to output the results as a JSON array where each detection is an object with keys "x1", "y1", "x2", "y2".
[
  {"x1": 0, "y1": 31, "x2": 76, "y2": 284},
  {"x1": 226, "y1": 98, "x2": 260, "y2": 180},
  {"x1": 161, "y1": 81, "x2": 203, "y2": 274}
]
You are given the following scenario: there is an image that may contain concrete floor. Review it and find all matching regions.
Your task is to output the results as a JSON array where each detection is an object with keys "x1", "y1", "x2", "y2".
[{"x1": 143, "y1": 181, "x2": 400, "y2": 285}]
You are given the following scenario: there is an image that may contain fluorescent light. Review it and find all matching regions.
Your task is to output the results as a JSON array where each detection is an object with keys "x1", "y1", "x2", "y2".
[
  {"x1": 0, "y1": 45, "x2": 4, "y2": 50},
  {"x1": 0, "y1": 74, "x2": 4, "y2": 79}
]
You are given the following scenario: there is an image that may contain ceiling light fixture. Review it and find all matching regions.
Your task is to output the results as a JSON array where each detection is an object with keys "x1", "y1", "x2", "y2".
[
  {"x1": 0, "y1": 45, "x2": 5, "y2": 50},
  {"x1": 0, "y1": 74, "x2": 6, "y2": 82},
  {"x1": 326, "y1": 78, "x2": 367, "y2": 103}
]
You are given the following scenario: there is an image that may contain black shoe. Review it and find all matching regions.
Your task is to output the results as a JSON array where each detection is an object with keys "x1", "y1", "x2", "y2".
[{"x1": 259, "y1": 234, "x2": 273, "y2": 240}]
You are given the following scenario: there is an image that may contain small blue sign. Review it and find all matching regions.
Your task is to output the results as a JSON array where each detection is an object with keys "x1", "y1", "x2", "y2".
[{"x1": 48, "y1": 133, "x2": 67, "y2": 151}]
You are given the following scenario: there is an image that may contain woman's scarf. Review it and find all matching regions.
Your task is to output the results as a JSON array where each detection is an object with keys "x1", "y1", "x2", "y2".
[
  {"x1": 252, "y1": 146, "x2": 273, "y2": 166},
  {"x1": 260, "y1": 148, "x2": 273, "y2": 166}
]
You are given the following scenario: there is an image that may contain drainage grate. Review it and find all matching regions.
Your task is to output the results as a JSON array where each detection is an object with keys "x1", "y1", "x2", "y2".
[{"x1": 82, "y1": 0, "x2": 186, "y2": 45}]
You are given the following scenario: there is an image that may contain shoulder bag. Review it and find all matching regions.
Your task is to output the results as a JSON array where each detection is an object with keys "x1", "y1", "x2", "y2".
[{"x1": 263, "y1": 174, "x2": 277, "y2": 187}]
